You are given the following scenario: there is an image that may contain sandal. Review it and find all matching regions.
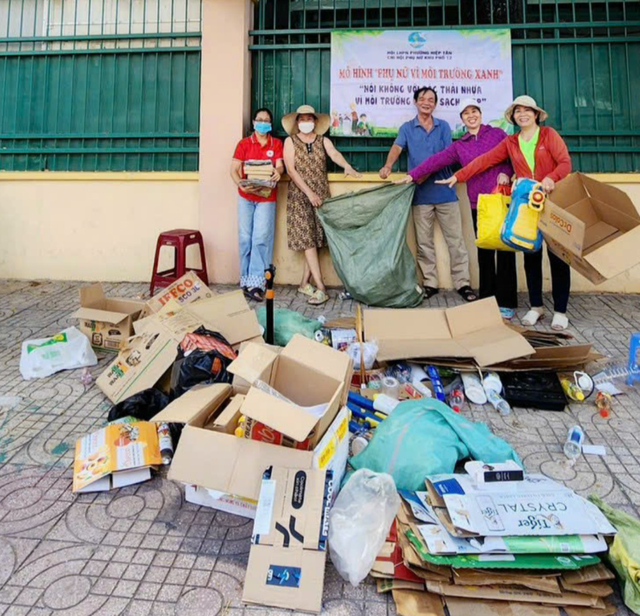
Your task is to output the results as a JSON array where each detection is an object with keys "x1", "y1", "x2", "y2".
[
  {"x1": 424, "y1": 286, "x2": 439, "y2": 300},
  {"x1": 552, "y1": 312, "x2": 569, "y2": 331},
  {"x1": 243, "y1": 287, "x2": 264, "y2": 302},
  {"x1": 500, "y1": 307, "x2": 516, "y2": 320},
  {"x1": 298, "y1": 283, "x2": 316, "y2": 297},
  {"x1": 522, "y1": 307, "x2": 545, "y2": 326},
  {"x1": 457, "y1": 286, "x2": 478, "y2": 302},
  {"x1": 308, "y1": 289, "x2": 329, "y2": 306}
]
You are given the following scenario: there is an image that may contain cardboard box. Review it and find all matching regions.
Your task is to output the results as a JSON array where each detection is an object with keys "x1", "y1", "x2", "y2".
[
  {"x1": 242, "y1": 467, "x2": 332, "y2": 613},
  {"x1": 364, "y1": 297, "x2": 534, "y2": 367},
  {"x1": 73, "y1": 284, "x2": 145, "y2": 351},
  {"x1": 227, "y1": 334, "x2": 353, "y2": 448},
  {"x1": 73, "y1": 421, "x2": 161, "y2": 493},
  {"x1": 166, "y1": 380, "x2": 351, "y2": 518},
  {"x1": 144, "y1": 271, "x2": 215, "y2": 316},
  {"x1": 446, "y1": 598, "x2": 560, "y2": 616},
  {"x1": 539, "y1": 173, "x2": 640, "y2": 284},
  {"x1": 97, "y1": 291, "x2": 261, "y2": 404}
]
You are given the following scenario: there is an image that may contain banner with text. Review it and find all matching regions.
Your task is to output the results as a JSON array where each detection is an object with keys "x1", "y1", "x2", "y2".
[{"x1": 330, "y1": 29, "x2": 513, "y2": 138}]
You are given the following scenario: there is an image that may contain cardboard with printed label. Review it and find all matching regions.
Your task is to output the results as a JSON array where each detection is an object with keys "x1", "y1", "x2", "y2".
[
  {"x1": 97, "y1": 291, "x2": 261, "y2": 404},
  {"x1": 143, "y1": 271, "x2": 214, "y2": 316},
  {"x1": 73, "y1": 283, "x2": 145, "y2": 351},
  {"x1": 539, "y1": 173, "x2": 640, "y2": 284},
  {"x1": 242, "y1": 467, "x2": 332, "y2": 613},
  {"x1": 72, "y1": 421, "x2": 161, "y2": 493},
  {"x1": 364, "y1": 297, "x2": 534, "y2": 367},
  {"x1": 227, "y1": 334, "x2": 353, "y2": 448}
]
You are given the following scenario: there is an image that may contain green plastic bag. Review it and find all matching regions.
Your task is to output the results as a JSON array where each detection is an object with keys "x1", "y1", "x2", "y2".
[
  {"x1": 256, "y1": 307, "x2": 322, "y2": 347},
  {"x1": 317, "y1": 183, "x2": 424, "y2": 308},
  {"x1": 350, "y1": 398, "x2": 522, "y2": 491},
  {"x1": 589, "y1": 495, "x2": 640, "y2": 613}
]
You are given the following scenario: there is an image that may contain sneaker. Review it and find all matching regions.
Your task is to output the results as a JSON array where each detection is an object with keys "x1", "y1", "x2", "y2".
[{"x1": 500, "y1": 307, "x2": 516, "y2": 320}]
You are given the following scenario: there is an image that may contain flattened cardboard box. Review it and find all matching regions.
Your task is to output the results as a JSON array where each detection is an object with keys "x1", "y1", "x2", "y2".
[
  {"x1": 365, "y1": 297, "x2": 534, "y2": 367},
  {"x1": 143, "y1": 271, "x2": 214, "y2": 316},
  {"x1": 227, "y1": 334, "x2": 353, "y2": 447},
  {"x1": 539, "y1": 173, "x2": 640, "y2": 284},
  {"x1": 97, "y1": 291, "x2": 261, "y2": 404},
  {"x1": 73, "y1": 283, "x2": 144, "y2": 351},
  {"x1": 243, "y1": 467, "x2": 332, "y2": 613}
]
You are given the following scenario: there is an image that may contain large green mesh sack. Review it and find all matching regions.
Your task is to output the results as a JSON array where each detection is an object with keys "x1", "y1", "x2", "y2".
[
  {"x1": 317, "y1": 183, "x2": 424, "y2": 308},
  {"x1": 350, "y1": 398, "x2": 523, "y2": 491}
]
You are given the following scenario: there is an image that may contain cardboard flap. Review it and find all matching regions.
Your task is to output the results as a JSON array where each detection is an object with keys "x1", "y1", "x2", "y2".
[
  {"x1": 581, "y1": 173, "x2": 639, "y2": 219},
  {"x1": 104, "y1": 298, "x2": 145, "y2": 315},
  {"x1": 445, "y1": 297, "x2": 502, "y2": 337},
  {"x1": 365, "y1": 308, "x2": 452, "y2": 342},
  {"x1": 549, "y1": 173, "x2": 588, "y2": 207},
  {"x1": 280, "y1": 334, "x2": 352, "y2": 384},
  {"x1": 458, "y1": 327, "x2": 534, "y2": 367},
  {"x1": 539, "y1": 202, "x2": 588, "y2": 256},
  {"x1": 242, "y1": 388, "x2": 322, "y2": 442},
  {"x1": 151, "y1": 383, "x2": 232, "y2": 425},
  {"x1": 168, "y1": 426, "x2": 313, "y2": 499},
  {"x1": 74, "y1": 306, "x2": 130, "y2": 326},
  {"x1": 228, "y1": 342, "x2": 279, "y2": 384},
  {"x1": 79, "y1": 283, "x2": 106, "y2": 308},
  {"x1": 585, "y1": 226, "x2": 640, "y2": 279},
  {"x1": 187, "y1": 290, "x2": 263, "y2": 345}
]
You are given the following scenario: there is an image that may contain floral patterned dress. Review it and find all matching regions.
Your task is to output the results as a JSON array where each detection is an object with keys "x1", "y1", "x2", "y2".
[{"x1": 286, "y1": 135, "x2": 331, "y2": 251}]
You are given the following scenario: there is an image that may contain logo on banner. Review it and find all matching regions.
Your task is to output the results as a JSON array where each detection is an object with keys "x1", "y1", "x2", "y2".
[{"x1": 408, "y1": 32, "x2": 426, "y2": 49}]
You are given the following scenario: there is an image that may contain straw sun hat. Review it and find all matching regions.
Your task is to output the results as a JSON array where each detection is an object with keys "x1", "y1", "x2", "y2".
[
  {"x1": 504, "y1": 95, "x2": 549, "y2": 124},
  {"x1": 282, "y1": 105, "x2": 331, "y2": 136}
]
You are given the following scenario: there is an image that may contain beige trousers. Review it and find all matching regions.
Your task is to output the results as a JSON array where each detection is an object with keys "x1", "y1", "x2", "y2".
[{"x1": 412, "y1": 202, "x2": 470, "y2": 289}]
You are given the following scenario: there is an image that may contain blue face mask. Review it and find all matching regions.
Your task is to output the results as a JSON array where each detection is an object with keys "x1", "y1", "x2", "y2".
[{"x1": 254, "y1": 121, "x2": 272, "y2": 135}]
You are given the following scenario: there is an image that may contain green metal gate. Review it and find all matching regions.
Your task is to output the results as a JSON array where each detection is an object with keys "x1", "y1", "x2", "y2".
[
  {"x1": 250, "y1": 0, "x2": 640, "y2": 173},
  {"x1": 0, "y1": 0, "x2": 202, "y2": 171}
]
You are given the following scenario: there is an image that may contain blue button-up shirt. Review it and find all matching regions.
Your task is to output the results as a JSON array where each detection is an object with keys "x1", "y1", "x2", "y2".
[{"x1": 395, "y1": 116, "x2": 458, "y2": 205}]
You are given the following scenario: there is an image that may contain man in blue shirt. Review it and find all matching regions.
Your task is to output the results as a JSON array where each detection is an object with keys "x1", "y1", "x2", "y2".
[{"x1": 379, "y1": 87, "x2": 476, "y2": 301}]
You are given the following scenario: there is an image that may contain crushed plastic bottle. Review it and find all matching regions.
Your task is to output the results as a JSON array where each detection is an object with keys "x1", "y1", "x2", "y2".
[
  {"x1": 595, "y1": 391, "x2": 612, "y2": 418},
  {"x1": 564, "y1": 425, "x2": 585, "y2": 460},
  {"x1": 448, "y1": 389, "x2": 464, "y2": 413}
]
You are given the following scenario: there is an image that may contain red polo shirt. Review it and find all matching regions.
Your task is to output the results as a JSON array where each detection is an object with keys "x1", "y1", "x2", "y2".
[{"x1": 233, "y1": 134, "x2": 284, "y2": 202}]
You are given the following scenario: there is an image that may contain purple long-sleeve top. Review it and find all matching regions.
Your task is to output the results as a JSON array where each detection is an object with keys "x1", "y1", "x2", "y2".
[{"x1": 408, "y1": 124, "x2": 513, "y2": 209}]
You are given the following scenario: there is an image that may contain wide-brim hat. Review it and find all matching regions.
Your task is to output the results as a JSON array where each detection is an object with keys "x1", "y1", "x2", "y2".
[
  {"x1": 505, "y1": 95, "x2": 549, "y2": 124},
  {"x1": 282, "y1": 105, "x2": 331, "y2": 136}
]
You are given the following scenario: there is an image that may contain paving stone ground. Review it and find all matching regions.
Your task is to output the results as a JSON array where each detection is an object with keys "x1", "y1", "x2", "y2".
[{"x1": 0, "y1": 279, "x2": 639, "y2": 616}]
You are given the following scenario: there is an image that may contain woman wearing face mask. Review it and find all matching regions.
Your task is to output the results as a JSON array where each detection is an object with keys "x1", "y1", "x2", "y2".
[
  {"x1": 230, "y1": 108, "x2": 284, "y2": 302},
  {"x1": 396, "y1": 98, "x2": 517, "y2": 319},
  {"x1": 437, "y1": 95, "x2": 572, "y2": 330},
  {"x1": 282, "y1": 105, "x2": 361, "y2": 305}
]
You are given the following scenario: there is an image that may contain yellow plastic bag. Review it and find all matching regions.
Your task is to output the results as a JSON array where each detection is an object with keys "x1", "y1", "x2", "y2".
[{"x1": 475, "y1": 191, "x2": 515, "y2": 252}]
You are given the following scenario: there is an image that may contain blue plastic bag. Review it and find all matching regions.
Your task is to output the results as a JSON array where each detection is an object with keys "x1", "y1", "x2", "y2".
[
  {"x1": 349, "y1": 398, "x2": 522, "y2": 491},
  {"x1": 500, "y1": 178, "x2": 545, "y2": 253}
]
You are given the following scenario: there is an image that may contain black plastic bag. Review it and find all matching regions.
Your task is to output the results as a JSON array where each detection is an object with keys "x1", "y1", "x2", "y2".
[
  {"x1": 106, "y1": 387, "x2": 182, "y2": 443},
  {"x1": 171, "y1": 327, "x2": 237, "y2": 398}
]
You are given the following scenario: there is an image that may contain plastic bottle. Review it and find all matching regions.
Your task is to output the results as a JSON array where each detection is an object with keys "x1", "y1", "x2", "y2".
[
  {"x1": 564, "y1": 425, "x2": 585, "y2": 460},
  {"x1": 561, "y1": 377, "x2": 585, "y2": 402},
  {"x1": 373, "y1": 394, "x2": 399, "y2": 416},
  {"x1": 482, "y1": 372, "x2": 503, "y2": 394},
  {"x1": 156, "y1": 423, "x2": 174, "y2": 465},
  {"x1": 486, "y1": 389, "x2": 512, "y2": 416},
  {"x1": 448, "y1": 389, "x2": 464, "y2": 413},
  {"x1": 595, "y1": 391, "x2": 612, "y2": 418},
  {"x1": 411, "y1": 379, "x2": 433, "y2": 398},
  {"x1": 427, "y1": 366, "x2": 446, "y2": 402}
]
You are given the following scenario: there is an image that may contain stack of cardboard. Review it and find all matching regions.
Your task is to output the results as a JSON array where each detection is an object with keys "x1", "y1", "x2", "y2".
[
  {"x1": 240, "y1": 160, "x2": 276, "y2": 198},
  {"x1": 372, "y1": 465, "x2": 619, "y2": 616}
]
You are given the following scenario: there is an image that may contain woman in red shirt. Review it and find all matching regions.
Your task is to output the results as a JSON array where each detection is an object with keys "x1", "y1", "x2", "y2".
[{"x1": 438, "y1": 95, "x2": 572, "y2": 330}]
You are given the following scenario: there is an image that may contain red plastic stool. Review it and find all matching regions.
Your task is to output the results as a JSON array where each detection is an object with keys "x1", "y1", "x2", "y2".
[{"x1": 149, "y1": 229, "x2": 209, "y2": 296}]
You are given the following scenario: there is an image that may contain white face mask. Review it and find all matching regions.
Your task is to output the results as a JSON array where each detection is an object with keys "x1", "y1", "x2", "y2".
[{"x1": 298, "y1": 122, "x2": 315, "y2": 134}]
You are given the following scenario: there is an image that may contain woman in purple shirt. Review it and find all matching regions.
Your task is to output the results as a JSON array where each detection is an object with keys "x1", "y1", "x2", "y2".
[{"x1": 398, "y1": 99, "x2": 517, "y2": 319}]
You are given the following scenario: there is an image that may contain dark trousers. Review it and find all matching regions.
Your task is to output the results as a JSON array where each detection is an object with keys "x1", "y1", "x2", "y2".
[
  {"x1": 524, "y1": 245, "x2": 571, "y2": 313},
  {"x1": 471, "y1": 210, "x2": 518, "y2": 309}
]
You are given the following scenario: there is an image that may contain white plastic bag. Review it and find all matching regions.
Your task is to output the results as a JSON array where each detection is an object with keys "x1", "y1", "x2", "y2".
[
  {"x1": 328, "y1": 469, "x2": 400, "y2": 586},
  {"x1": 346, "y1": 340, "x2": 379, "y2": 370},
  {"x1": 20, "y1": 327, "x2": 98, "y2": 380}
]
